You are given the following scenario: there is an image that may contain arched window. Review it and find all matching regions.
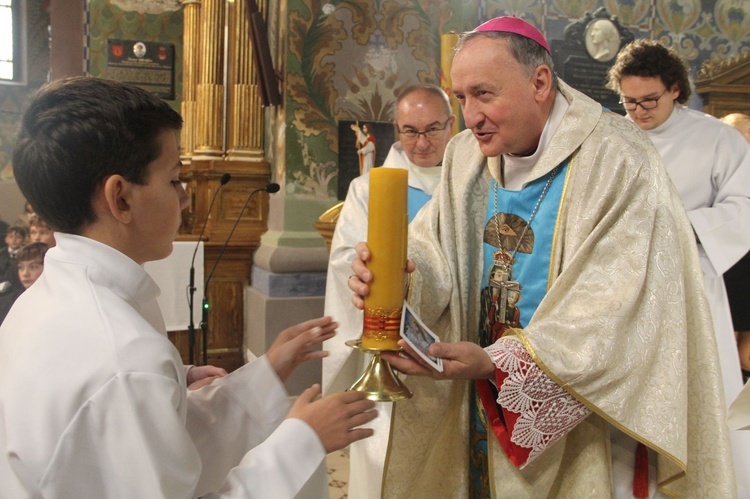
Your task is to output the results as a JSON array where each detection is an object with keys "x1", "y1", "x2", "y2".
[{"x1": 0, "y1": 0, "x2": 24, "y2": 83}]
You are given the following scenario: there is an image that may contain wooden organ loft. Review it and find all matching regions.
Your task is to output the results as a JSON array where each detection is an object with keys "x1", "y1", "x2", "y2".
[
  {"x1": 172, "y1": 0, "x2": 274, "y2": 371},
  {"x1": 696, "y1": 51, "x2": 750, "y2": 118}
]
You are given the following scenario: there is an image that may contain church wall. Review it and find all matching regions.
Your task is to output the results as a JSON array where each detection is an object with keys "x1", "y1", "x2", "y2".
[
  {"x1": 281, "y1": 0, "x2": 750, "y2": 208},
  {"x1": 2, "y1": 0, "x2": 749, "y2": 215},
  {"x1": 0, "y1": 0, "x2": 49, "y2": 222},
  {"x1": 0, "y1": 0, "x2": 182, "y2": 222}
]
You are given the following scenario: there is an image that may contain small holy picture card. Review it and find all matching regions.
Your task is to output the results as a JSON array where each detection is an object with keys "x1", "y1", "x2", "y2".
[{"x1": 399, "y1": 302, "x2": 443, "y2": 372}]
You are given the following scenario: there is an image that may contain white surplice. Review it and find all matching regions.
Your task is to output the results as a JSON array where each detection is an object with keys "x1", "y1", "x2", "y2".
[
  {"x1": 323, "y1": 143, "x2": 441, "y2": 499},
  {"x1": 729, "y1": 379, "x2": 750, "y2": 431},
  {"x1": 0, "y1": 233, "x2": 326, "y2": 498},
  {"x1": 640, "y1": 105, "x2": 750, "y2": 497}
]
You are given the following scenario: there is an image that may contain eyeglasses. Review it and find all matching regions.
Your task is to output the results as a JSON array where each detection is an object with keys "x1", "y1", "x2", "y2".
[
  {"x1": 619, "y1": 89, "x2": 668, "y2": 111},
  {"x1": 398, "y1": 118, "x2": 452, "y2": 141}
]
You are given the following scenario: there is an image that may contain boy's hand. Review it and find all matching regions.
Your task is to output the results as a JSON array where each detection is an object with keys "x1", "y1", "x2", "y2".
[
  {"x1": 267, "y1": 317, "x2": 337, "y2": 382},
  {"x1": 186, "y1": 365, "x2": 228, "y2": 390},
  {"x1": 288, "y1": 385, "x2": 377, "y2": 453}
]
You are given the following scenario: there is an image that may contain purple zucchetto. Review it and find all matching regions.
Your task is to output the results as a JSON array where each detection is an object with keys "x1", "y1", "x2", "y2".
[{"x1": 475, "y1": 16, "x2": 550, "y2": 54}]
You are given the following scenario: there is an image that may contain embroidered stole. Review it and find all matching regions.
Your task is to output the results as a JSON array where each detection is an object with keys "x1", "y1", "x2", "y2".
[
  {"x1": 408, "y1": 186, "x2": 432, "y2": 223},
  {"x1": 469, "y1": 160, "x2": 568, "y2": 498}
]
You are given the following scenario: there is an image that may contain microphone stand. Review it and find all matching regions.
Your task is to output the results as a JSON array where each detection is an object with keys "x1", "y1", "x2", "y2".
[
  {"x1": 201, "y1": 182, "x2": 280, "y2": 365},
  {"x1": 188, "y1": 173, "x2": 230, "y2": 364}
]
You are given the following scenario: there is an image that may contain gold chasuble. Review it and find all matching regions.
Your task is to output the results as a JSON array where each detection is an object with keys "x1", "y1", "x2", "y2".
[{"x1": 382, "y1": 82, "x2": 736, "y2": 499}]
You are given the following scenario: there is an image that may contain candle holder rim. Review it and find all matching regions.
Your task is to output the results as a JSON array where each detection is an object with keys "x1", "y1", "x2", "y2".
[{"x1": 345, "y1": 338, "x2": 402, "y2": 353}]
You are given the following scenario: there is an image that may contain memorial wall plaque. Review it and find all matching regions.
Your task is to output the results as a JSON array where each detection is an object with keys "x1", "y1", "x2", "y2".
[
  {"x1": 107, "y1": 40, "x2": 175, "y2": 100},
  {"x1": 551, "y1": 8, "x2": 633, "y2": 114}
]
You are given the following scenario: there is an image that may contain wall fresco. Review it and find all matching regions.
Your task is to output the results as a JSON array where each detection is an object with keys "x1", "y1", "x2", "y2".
[
  {"x1": 1, "y1": 0, "x2": 749, "y2": 196},
  {"x1": 282, "y1": 0, "x2": 750, "y2": 199}
]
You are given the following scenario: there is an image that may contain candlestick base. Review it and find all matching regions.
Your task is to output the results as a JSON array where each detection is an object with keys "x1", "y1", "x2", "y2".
[{"x1": 345, "y1": 339, "x2": 413, "y2": 402}]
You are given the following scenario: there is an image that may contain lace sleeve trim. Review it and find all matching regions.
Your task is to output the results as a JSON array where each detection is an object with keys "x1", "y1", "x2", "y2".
[{"x1": 485, "y1": 338, "x2": 591, "y2": 465}]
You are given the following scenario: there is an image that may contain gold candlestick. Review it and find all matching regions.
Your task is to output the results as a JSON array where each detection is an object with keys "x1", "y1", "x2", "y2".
[{"x1": 346, "y1": 339, "x2": 412, "y2": 402}]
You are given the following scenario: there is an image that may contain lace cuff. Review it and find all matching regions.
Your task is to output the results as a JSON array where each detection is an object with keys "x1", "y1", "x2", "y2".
[{"x1": 482, "y1": 338, "x2": 591, "y2": 468}]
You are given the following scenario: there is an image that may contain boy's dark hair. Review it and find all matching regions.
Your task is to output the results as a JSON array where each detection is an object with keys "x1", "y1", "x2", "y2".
[
  {"x1": 606, "y1": 39, "x2": 691, "y2": 104},
  {"x1": 6, "y1": 226, "x2": 27, "y2": 239},
  {"x1": 16, "y1": 242, "x2": 48, "y2": 263},
  {"x1": 12, "y1": 77, "x2": 183, "y2": 234}
]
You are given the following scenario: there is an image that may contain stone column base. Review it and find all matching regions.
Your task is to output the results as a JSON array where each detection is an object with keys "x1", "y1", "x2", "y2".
[{"x1": 244, "y1": 267, "x2": 328, "y2": 395}]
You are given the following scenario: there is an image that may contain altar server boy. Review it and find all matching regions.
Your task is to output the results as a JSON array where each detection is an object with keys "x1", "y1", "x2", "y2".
[{"x1": 0, "y1": 76, "x2": 376, "y2": 498}]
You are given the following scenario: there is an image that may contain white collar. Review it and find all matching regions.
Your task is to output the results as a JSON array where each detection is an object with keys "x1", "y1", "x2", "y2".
[
  {"x1": 49, "y1": 233, "x2": 160, "y2": 305},
  {"x1": 502, "y1": 91, "x2": 569, "y2": 191}
]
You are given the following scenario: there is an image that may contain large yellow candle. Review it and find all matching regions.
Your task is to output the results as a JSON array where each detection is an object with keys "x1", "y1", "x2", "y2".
[{"x1": 363, "y1": 167, "x2": 408, "y2": 350}]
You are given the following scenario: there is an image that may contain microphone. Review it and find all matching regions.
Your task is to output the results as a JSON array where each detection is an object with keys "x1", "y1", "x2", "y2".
[
  {"x1": 187, "y1": 173, "x2": 230, "y2": 364},
  {"x1": 200, "y1": 182, "x2": 280, "y2": 364}
]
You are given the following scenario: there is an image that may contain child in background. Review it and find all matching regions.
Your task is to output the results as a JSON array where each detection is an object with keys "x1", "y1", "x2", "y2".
[
  {"x1": 28, "y1": 215, "x2": 55, "y2": 247},
  {"x1": 16, "y1": 201, "x2": 35, "y2": 229},
  {"x1": 0, "y1": 242, "x2": 48, "y2": 324},
  {"x1": 0, "y1": 218, "x2": 7, "y2": 247},
  {"x1": 0, "y1": 226, "x2": 28, "y2": 285}
]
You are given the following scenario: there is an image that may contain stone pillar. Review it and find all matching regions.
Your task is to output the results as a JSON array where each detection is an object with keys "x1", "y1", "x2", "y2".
[
  {"x1": 49, "y1": 0, "x2": 84, "y2": 80},
  {"x1": 243, "y1": 0, "x2": 334, "y2": 395},
  {"x1": 245, "y1": 193, "x2": 334, "y2": 395}
]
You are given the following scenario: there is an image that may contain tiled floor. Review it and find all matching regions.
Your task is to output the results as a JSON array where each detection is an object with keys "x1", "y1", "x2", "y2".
[{"x1": 326, "y1": 448, "x2": 350, "y2": 499}]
